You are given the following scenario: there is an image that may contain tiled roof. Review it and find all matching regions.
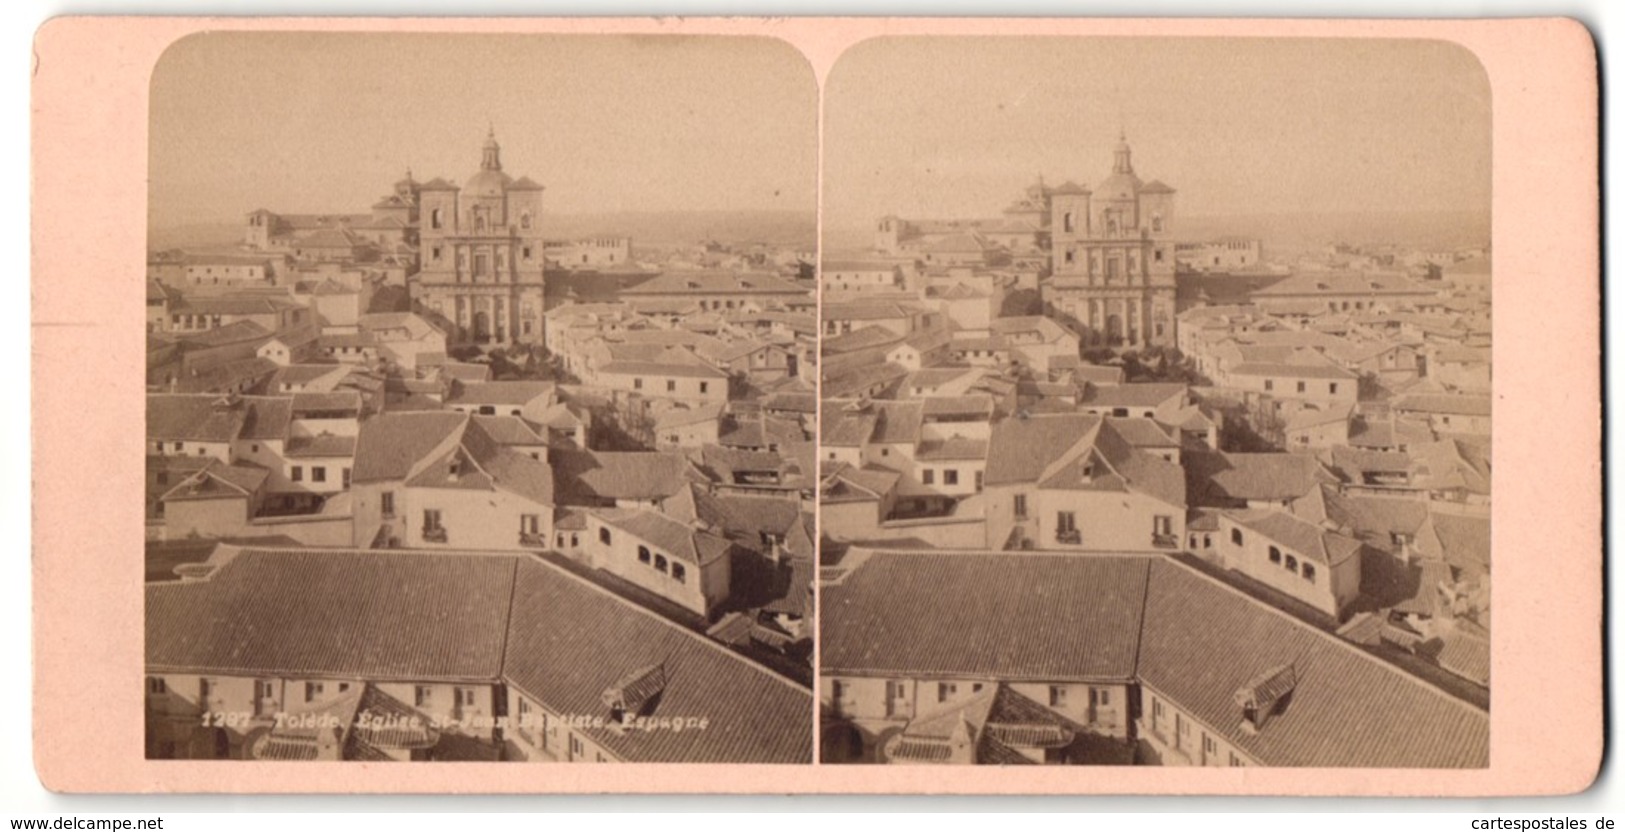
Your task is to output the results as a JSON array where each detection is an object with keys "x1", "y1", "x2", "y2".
[
  {"x1": 822, "y1": 362, "x2": 909, "y2": 399},
  {"x1": 177, "y1": 320, "x2": 274, "y2": 348},
  {"x1": 653, "y1": 403, "x2": 724, "y2": 430},
  {"x1": 761, "y1": 391, "x2": 817, "y2": 414},
  {"x1": 1436, "y1": 626, "x2": 1491, "y2": 687},
  {"x1": 1186, "y1": 451, "x2": 1334, "y2": 505},
  {"x1": 1226, "y1": 508, "x2": 1363, "y2": 566},
  {"x1": 159, "y1": 461, "x2": 269, "y2": 502},
  {"x1": 147, "y1": 549, "x2": 516, "y2": 681},
  {"x1": 1394, "y1": 394, "x2": 1492, "y2": 417},
  {"x1": 821, "y1": 552, "x2": 1150, "y2": 681},
  {"x1": 1324, "y1": 490, "x2": 1430, "y2": 538},
  {"x1": 503, "y1": 559, "x2": 811, "y2": 763},
  {"x1": 1105, "y1": 417, "x2": 1177, "y2": 447},
  {"x1": 446, "y1": 380, "x2": 556, "y2": 406},
  {"x1": 920, "y1": 395, "x2": 995, "y2": 419},
  {"x1": 984, "y1": 413, "x2": 1100, "y2": 486},
  {"x1": 274, "y1": 364, "x2": 347, "y2": 387},
  {"x1": 870, "y1": 401, "x2": 923, "y2": 445},
  {"x1": 552, "y1": 449, "x2": 696, "y2": 502},
  {"x1": 290, "y1": 390, "x2": 361, "y2": 413},
  {"x1": 285, "y1": 434, "x2": 358, "y2": 458},
  {"x1": 1079, "y1": 382, "x2": 1187, "y2": 409},
  {"x1": 592, "y1": 507, "x2": 732, "y2": 566},
  {"x1": 351, "y1": 411, "x2": 467, "y2": 483},
  {"x1": 146, "y1": 394, "x2": 291, "y2": 443},
  {"x1": 915, "y1": 437, "x2": 989, "y2": 461},
  {"x1": 821, "y1": 326, "x2": 905, "y2": 355},
  {"x1": 1423, "y1": 512, "x2": 1492, "y2": 574},
  {"x1": 1137, "y1": 561, "x2": 1487, "y2": 767}
]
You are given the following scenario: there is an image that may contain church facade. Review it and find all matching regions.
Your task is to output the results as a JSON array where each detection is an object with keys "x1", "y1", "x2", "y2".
[
  {"x1": 1043, "y1": 135, "x2": 1179, "y2": 349},
  {"x1": 412, "y1": 130, "x2": 549, "y2": 347}
]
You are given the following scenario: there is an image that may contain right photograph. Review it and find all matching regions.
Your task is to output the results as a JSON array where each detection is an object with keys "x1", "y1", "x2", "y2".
[{"x1": 817, "y1": 37, "x2": 1492, "y2": 767}]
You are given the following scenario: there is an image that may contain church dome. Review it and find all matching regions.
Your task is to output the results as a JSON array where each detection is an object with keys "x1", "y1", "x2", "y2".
[
  {"x1": 1096, "y1": 171, "x2": 1143, "y2": 201},
  {"x1": 463, "y1": 168, "x2": 514, "y2": 198}
]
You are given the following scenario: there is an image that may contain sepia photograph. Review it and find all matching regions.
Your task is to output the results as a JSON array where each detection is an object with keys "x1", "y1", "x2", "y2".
[
  {"x1": 27, "y1": 14, "x2": 1602, "y2": 800},
  {"x1": 142, "y1": 32, "x2": 817, "y2": 764},
  {"x1": 817, "y1": 37, "x2": 1493, "y2": 767}
]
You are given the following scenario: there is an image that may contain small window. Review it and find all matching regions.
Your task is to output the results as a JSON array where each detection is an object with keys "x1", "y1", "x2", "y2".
[
  {"x1": 1099, "y1": 689, "x2": 1111, "y2": 706},
  {"x1": 1264, "y1": 380, "x2": 1274, "y2": 392},
  {"x1": 699, "y1": 382, "x2": 709, "y2": 394},
  {"x1": 654, "y1": 554, "x2": 668, "y2": 573},
  {"x1": 312, "y1": 466, "x2": 326, "y2": 483},
  {"x1": 423, "y1": 509, "x2": 442, "y2": 531},
  {"x1": 1013, "y1": 494, "x2": 1027, "y2": 519},
  {"x1": 1297, "y1": 381, "x2": 1307, "y2": 393},
  {"x1": 415, "y1": 686, "x2": 433, "y2": 707},
  {"x1": 1204, "y1": 734, "x2": 1218, "y2": 755},
  {"x1": 665, "y1": 380, "x2": 676, "y2": 393},
  {"x1": 305, "y1": 682, "x2": 324, "y2": 702},
  {"x1": 921, "y1": 469, "x2": 934, "y2": 485},
  {"x1": 1049, "y1": 685, "x2": 1067, "y2": 707},
  {"x1": 457, "y1": 687, "x2": 477, "y2": 707},
  {"x1": 1329, "y1": 382, "x2": 1339, "y2": 395},
  {"x1": 291, "y1": 465, "x2": 303, "y2": 482},
  {"x1": 937, "y1": 682, "x2": 957, "y2": 703},
  {"x1": 1303, "y1": 563, "x2": 1317, "y2": 583},
  {"x1": 1230, "y1": 752, "x2": 1245, "y2": 767},
  {"x1": 671, "y1": 563, "x2": 686, "y2": 583},
  {"x1": 633, "y1": 378, "x2": 643, "y2": 390},
  {"x1": 147, "y1": 677, "x2": 166, "y2": 695},
  {"x1": 1268, "y1": 546, "x2": 1282, "y2": 564},
  {"x1": 638, "y1": 545, "x2": 652, "y2": 564},
  {"x1": 1284, "y1": 554, "x2": 1299, "y2": 573},
  {"x1": 599, "y1": 527, "x2": 612, "y2": 545},
  {"x1": 944, "y1": 469, "x2": 959, "y2": 486},
  {"x1": 381, "y1": 491, "x2": 395, "y2": 516}
]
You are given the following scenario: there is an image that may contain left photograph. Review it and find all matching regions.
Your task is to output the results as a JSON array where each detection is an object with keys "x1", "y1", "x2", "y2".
[{"x1": 143, "y1": 33, "x2": 817, "y2": 763}]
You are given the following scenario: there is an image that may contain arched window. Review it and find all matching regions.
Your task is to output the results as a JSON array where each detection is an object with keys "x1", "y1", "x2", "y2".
[{"x1": 430, "y1": 208, "x2": 443, "y2": 230}]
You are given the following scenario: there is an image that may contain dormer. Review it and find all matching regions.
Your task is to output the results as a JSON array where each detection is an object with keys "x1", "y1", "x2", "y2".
[
  {"x1": 1234, "y1": 663, "x2": 1297, "y2": 735},
  {"x1": 602, "y1": 662, "x2": 667, "y2": 728}
]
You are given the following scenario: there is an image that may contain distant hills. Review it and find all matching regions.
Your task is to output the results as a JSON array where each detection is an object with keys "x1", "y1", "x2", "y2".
[
  {"x1": 153, "y1": 208, "x2": 1485, "y2": 261},
  {"x1": 148, "y1": 210, "x2": 817, "y2": 254},
  {"x1": 822, "y1": 209, "x2": 1490, "y2": 258}
]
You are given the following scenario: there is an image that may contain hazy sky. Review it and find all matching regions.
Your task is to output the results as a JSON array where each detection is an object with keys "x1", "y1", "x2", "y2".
[
  {"x1": 824, "y1": 37, "x2": 1491, "y2": 229},
  {"x1": 149, "y1": 33, "x2": 817, "y2": 227}
]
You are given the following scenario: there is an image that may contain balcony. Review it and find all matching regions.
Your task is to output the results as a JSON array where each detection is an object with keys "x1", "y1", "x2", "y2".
[
  {"x1": 519, "y1": 531, "x2": 548, "y2": 548},
  {"x1": 1055, "y1": 529, "x2": 1082, "y2": 545},
  {"x1": 1152, "y1": 533, "x2": 1179, "y2": 550},
  {"x1": 422, "y1": 528, "x2": 448, "y2": 543}
]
